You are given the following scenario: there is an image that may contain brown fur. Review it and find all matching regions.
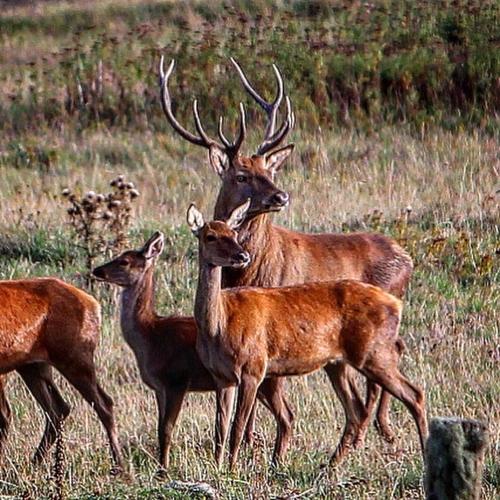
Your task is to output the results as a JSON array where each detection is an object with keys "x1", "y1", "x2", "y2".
[
  {"x1": 92, "y1": 233, "x2": 293, "y2": 469},
  {"x1": 212, "y1": 151, "x2": 413, "y2": 446},
  {"x1": 189, "y1": 209, "x2": 426, "y2": 470},
  {"x1": 0, "y1": 278, "x2": 122, "y2": 470}
]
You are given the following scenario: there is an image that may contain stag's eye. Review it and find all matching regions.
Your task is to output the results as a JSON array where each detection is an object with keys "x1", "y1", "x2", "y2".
[
  {"x1": 117, "y1": 259, "x2": 128, "y2": 267},
  {"x1": 206, "y1": 234, "x2": 216, "y2": 242},
  {"x1": 236, "y1": 174, "x2": 247, "y2": 183}
]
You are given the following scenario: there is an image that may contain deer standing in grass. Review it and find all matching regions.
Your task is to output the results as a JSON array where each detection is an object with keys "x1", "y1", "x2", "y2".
[
  {"x1": 92, "y1": 232, "x2": 293, "y2": 469},
  {"x1": 187, "y1": 200, "x2": 427, "y2": 470},
  {"x1": 0, "y1": 278, "x2": 122, "y2": 470},
  {"x1": 159, "y1": 57, "x2": 414, "y2": 460}
]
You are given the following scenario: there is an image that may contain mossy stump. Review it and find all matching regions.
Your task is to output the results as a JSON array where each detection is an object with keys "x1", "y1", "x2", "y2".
[{"x1": 425, "y1": 417, "x2": 489, "y2": 500}]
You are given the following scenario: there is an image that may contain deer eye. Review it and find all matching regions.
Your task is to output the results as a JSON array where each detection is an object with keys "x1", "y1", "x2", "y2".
[
  {"x1": 206, "y1": 234, "x2": 216, "y2": 242},
  {"x1": 117, "y1": 259, "x2": 128, "y2": 267},
  {"x1": 236, "y1": 174, "x2": 247, "y2": 183}
]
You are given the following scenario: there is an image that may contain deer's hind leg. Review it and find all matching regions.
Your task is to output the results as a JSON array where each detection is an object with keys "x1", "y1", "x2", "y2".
[
  {"x1": 0, "y1": 375, "x2": 11, "y2": 458},
  {"x1": 324, "y1": 362, "x2": 369, "y2": 465},
  {"x1": 56, "y1": 355, "x2": 123, "y2": 471},
  {"x1": 156, "y1": 383, "x2": 187, "y2": 470},
  {"x1": 17, "y1": 362, "x2": 71, "y2": 464},
  {"x1": 257, "y1": 377, "x2": 294, "y2": 465},
  {"x1": 360, "y1": 349, "x2": 427, "y2": 455}
]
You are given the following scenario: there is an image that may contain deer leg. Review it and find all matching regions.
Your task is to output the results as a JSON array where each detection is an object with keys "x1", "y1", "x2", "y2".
[
  {"x1": 0, "y1": 375, "x2": 11, "y2": 458},
  {"x1": 156, "y1": 384, "x2": 187, "y2": 470},
  {"x1": 17, "y1": 363, "x2": 71, "y2": 464},
  {"x1": 229, "y1": 375, "x2": 260, "y2": 471},
  {"x1": 257, "y1": 377, "x2": 294, "y2": 465},
  {"x1": 361, "y1": 356, "x2": 427, "y2": 455},
  {"x1": 243, "y1": 402, "x2": 257, "y2": 446},
  {"x1": 214, "y1": 385, "x2": 236, "y2": 468},
  {"x1": 57, "y1": 361, "x2": 123, "y2": 471},
  {"x1": 374, "y1": 390, "x2": 396, "y2": 443},
  {"x1": 373, "y1": 338, "x2": 405, "y2": 443},
  {"x1": 324, "y1": 362, "x2": 368, "y2": 465}
]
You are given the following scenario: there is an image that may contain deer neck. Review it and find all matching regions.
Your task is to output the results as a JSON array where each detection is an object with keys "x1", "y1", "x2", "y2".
[
  {"x1": 195, "y1": 259, "x2": 225, "y2": 338},
  {"x1": 222, "y1": 214, "x2": 276, "y2": 288},
  {"x1": 120, "y1": 266, "x2": 156, "y2": 346}
]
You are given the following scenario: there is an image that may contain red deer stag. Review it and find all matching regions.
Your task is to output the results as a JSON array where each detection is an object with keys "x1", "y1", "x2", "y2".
[
  {"x1": 92, "y1": 232, "x2": 293, "y2": 468},
  {"x1": 187, "y1": 200, "x2": 427, "y2": 470},
  {"x1": 159, "y1": 57, "x2": 413, "y2": 459},
  {"x1": 0, "y1": 278, "x2": 122, "y2": 470}
]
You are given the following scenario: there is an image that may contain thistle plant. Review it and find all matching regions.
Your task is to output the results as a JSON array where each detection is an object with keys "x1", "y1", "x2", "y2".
[{"x1": 62, "y1": 175, "x2": 140, "y2": 286}]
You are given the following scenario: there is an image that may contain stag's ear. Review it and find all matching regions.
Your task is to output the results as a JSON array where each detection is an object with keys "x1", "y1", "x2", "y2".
[
  {"x1": 142, "y1": 231, "x2": 165, "y2": 260},
  {"x1": 187, "y1": 204, "x2": 205, "y2": 235},
  {"x1": 208, "y1": 145, "x2": 229, "y2": 176},
  {"x1": 265, "y1": 144, "x2": 294, "y2": 174},
  {"x1": 227, "y1": 198, "x2": 251, "y2": 230}
]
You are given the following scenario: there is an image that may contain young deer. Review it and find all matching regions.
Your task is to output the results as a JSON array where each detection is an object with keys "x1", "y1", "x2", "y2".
[
  {"x1": 187, "y1": 200, "x2": 427, "y2": 470},
  {"x1": 92, "y1": 233, "x2": 293, "y2": 469},
  {"x1": 159, "y1": 57, "x2": 413, "y2": 453},
  {"x1": 0, "y1": 278, "x2": 122, "y2": 470}
]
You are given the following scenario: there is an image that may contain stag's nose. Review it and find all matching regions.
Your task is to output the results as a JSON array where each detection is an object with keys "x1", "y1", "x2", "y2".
[{"x1": 271, "y1": 191, "x2": 289, "y2": 206}]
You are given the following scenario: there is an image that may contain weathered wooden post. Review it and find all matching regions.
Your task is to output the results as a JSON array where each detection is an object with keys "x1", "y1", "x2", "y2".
[{"x1": 425, "y1": 417, "x2": 489, "y2": 500}]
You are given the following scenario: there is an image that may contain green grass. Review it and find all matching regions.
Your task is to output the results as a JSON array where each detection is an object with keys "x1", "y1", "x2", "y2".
[
  {"x1": 0, "y1": 0, "x2": 498, "y2": 134},
  {"x1": 0, "y1": 1, "x2": 499, "y2": 498}
]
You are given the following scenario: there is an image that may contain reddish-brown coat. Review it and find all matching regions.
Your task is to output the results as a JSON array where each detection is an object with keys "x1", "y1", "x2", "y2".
[
  {"x1": 0, "y1": 277, "x2": 122, "y2": 470},
  {"x1": 92, "y1": 233, "x2": 293, "y2": 469},
  {"x1": 188, "y1": 208, "x2": 426, "y2": 470}
]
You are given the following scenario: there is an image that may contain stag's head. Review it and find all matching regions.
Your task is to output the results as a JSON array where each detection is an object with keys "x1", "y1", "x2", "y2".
[
  {"x1": 159, "y1": 57, "x2": 295, "y2": 222},
  {"x1": 187, "y1": 200, "x2": 251, "y2": 269},
  {"x1": 92, "y1": 232, "x2": 165, "y2": 287}
]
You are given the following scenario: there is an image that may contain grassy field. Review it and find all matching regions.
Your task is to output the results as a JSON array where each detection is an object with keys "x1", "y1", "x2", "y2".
[{"x1": 0, "y1": 1, "x2": 499, "y2": 498}]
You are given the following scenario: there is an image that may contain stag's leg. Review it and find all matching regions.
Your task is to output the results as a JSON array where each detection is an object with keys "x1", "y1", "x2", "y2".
[
  {"x1": 243, "y1": 402, "x2": 257, "y2": 446},
  {"x1": 229, "y1": 375, "x2": 261, "y2": 471},
  {"x1": 0, "y1": 376, "x2": 11, "y2": 458},
  {"x1": 214, "y1": 385, "x2": 236, "y2": 468},
  {"x1": 156, "y1": 384, "x2": 187, "y2": 470},
  {"x1": 17, "y1": 363, "x2": 71, "y2": 463},
  {"x1": 324, "y1": 362, "x2": 368, "y2": 465},
  {"x1": 361, "y1": 354, "x2": 427, "y2": 455},
  {"x1": 57, "y1": 360, "x2": 123, "y2": 470},
  {"x1": 257, "y1": 377, "x2": 294, "y2": 465}
]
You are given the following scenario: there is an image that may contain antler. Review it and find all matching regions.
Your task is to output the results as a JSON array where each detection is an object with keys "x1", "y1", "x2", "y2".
[
  {"x1": 159, "y1": 56, "x2": 246, "y2": 158},
  {"x1": 230, "y1": 58, "x2": 294, "y2": 155}
]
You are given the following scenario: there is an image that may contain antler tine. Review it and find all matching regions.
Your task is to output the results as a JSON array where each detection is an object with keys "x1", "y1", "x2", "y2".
[
  {"x1": 217, "y1": 103, "x2": 247, "y2": 157},
  {"x1": 193, "y1": 100, "x2": 217, "y2": 147},
  {"x1": 218, "y1": 116, "x2": 232, "y2": 148},
  {"x1": 257, "y1": 95, "x2": 294, "y2": 155},
  {"x1": 230, "y1": 58, "x2": 284, "y2": 138},
  {"x1": 159, "y1": 56, "x2": 222, "y2": 149},
  {"x1": 231, "y1": 102, "x2": 247, "y2": 154}
]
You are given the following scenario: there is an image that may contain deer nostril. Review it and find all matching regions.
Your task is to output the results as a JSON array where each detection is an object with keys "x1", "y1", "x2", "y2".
[
  {"x1": 236, "y1": 252, "x2": 250, "y2": 263},
  {"x1": 273, "y1": 191, "x2": 289, "y2": 205},
  {"x1": 92, "y1": 267, "x2": 105, "y2": 278}
]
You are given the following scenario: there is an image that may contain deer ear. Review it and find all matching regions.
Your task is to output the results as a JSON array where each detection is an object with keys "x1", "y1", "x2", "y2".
[
  {"x1": 187, "y1": 204, "x2": 205, "y2": 235},
  {"x1": 265, "y1": 144, "x2": 294, "y2": 173},
  {"x1": 142, "y1": 231, "x2": 165, "y2": 260},
  {"x1": 209, "y1": 145, "x2": 229, "y2": 176},
  {"x1": 227, "y1": 198, "x2": 251, "y2": 230}
]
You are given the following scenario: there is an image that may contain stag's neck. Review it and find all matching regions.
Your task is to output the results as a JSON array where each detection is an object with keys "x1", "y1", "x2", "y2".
[
  {"x1": 195, "y1": 260, "x2": 225, "y2": 338},
  {"x1": 237, "y1": 213, "x2": 272, "y2": 250},
  {"x1": 222, "y1": 213, "x2": 281, "y2": 288},
  {"x1": 120, "y1": 267, "x2": 156, "y2": 346}
]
